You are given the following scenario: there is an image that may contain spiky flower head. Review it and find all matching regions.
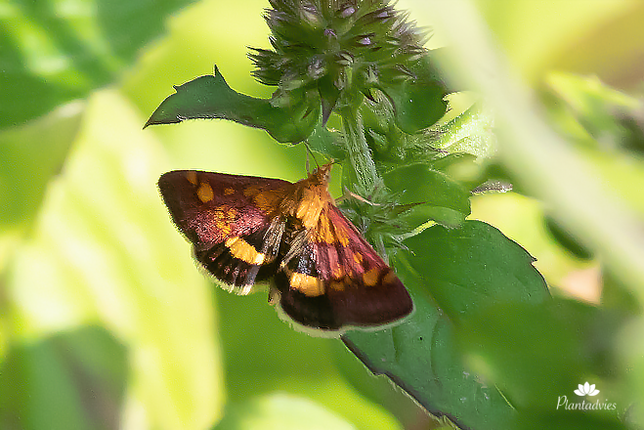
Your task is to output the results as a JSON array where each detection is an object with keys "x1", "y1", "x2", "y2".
[{"x1": 249, "y1": 0, "x2": 428, "y2": 124}]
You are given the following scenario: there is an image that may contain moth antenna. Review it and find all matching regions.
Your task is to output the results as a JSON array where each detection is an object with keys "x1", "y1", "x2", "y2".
[{"x1": 303, "y1": 142, "x2": 321, "y2": 173}]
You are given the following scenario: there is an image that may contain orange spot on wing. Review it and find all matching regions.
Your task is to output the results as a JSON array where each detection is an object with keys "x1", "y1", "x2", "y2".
[
  {"x1": 382, "y1": 269, "x2": 398, "y2": 286},
  {"x1": 290, "y1": 272, "x2": 324, "y2": 297},
  {"x1": 316, "y1": 215, "x2": 335, "y2": 244},
  {"x1": 223, "y1": 187, "x2": 235, "y2": 196},
  {"x1": 255, "y1": 192, "x2": 278, "y2": 212},
  {"x1": 205, "y1": 206, "x2": 237, "y2": 238},
  {"x1": 353, "y1": 252, "x2": 364, "y2": 265},
  {"x1": 329, "y1": 280, "x2": 345, "y2": 291},
  {"x1": 197, "y1": 182, "x2": 215, "y2": 203},
  {"x1": 225, "y1": 236, "x2": 266, "y2": 264},
  {"x1": 185, "y1": 171, "x2": 198, "y2": 185},
  {"x1": 244, "y1": 186, "x2": 282, "y2": 213},
  {"x1": 362, "y1": 268, "x2": 380, "y2": 287},
  {"x1": 314, "y1": 213, "x2": 350, "y2": 246},
  {"x1": 334, "y1": 226, "x2": 350, "y2": 246},
  {"x1": 294, "y1": 187, "x2": 328, "y2": 229}
]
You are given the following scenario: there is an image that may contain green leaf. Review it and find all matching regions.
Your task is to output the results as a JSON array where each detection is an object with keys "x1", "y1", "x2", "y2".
[
  {"x1": 402, "y1": 220, "x2": 550, "y2": 320},
  {"x1": 343, "y1": 221, "x2": 550, "y2": 430},
  {"x1": 0, "y1": 326, "x2": 128, "y2": 430},
  {"x1": 0, "y1": 0, "x2": 200, "y2": 130},
  {"x1": 307, "y1": 122, "x2": 346, "y2": 160},
  {"x1": 427, "y1": 153, "x2": 484, "y2": 191},
  {"x1": 456, "y1": 299, "x2": 628, "y2": 430},
  {"x1": 145, "y1": 67, "x2": 320, "y2": 143},
  {"x1": 619, "y1": 316, "x2": 644, "y2": 427},
  {"x1": 331, "y1": 340, "x2": 426, "y2": 430},
  {"x1": 383, "y1": 164, "x2": 471, "y2": 228},
  {"x1": 430, "y1": 105, "x2": 496, "y2": 158},
  {"x1": 380, "y1": 55, "x2": 450, "y2": 134},
  {"x1": 213, "y1": 393, "x2": 357, "y2": 430},
  {"x1": 383, "y1": 80, "x2": 448, "y2": 135},
  {"x1": 343, "y1": 287, "x2": 517, "y2": 430},
  {"x1": 546, "y1": 73, "x2": 639, "y2": 118},
  {"x1": 601, "y1": 269, "x2": 642, "y2": 315}
]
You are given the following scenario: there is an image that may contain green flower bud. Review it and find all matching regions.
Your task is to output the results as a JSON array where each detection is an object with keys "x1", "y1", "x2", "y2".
[{"x1": 249, "y1": 0, "x2": 429, "y2": 124}]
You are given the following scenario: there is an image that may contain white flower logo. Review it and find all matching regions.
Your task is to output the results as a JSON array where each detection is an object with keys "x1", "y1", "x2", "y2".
[{"x1": 574, "y1": 382, "x2": 600, "y2": 397}]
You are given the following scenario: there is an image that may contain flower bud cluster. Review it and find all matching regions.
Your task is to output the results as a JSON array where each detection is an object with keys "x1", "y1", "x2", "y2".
[{"x1": 249, "y1": 0, "x2": 428, "y2": 122}]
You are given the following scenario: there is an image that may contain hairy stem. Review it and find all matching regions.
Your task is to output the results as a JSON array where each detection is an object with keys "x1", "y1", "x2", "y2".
[{"x1": 339, "y1": 106, "x2": 379, "y2": 194}]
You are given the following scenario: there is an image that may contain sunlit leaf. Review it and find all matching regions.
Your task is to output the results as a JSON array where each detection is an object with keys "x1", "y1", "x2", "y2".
[
  {"x1": 545, "y1": 73, "x2": 642, "y2": 151},
  {"x1": 430, "y1": 105, "x2": 496, "y2": 158}
]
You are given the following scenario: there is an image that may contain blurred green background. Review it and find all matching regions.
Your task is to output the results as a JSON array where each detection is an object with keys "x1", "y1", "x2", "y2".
[{"x1": 2, "y1": 0, "x2": 644, "y2": 429}]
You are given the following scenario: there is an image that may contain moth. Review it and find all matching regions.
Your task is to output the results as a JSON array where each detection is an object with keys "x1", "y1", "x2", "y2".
[{"x1": 158, "y1": 163, "x2": 413, "y2": 332}]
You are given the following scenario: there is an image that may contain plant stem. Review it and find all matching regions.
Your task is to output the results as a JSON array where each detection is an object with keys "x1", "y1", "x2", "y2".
[{"x1": 339, "y1": 106, "x2": 379, "y2": 194}]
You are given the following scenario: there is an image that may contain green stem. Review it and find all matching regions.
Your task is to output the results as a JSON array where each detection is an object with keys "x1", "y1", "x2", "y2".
[{"x1": 339, "y1": 106, "x2": 379, "y2": 194}]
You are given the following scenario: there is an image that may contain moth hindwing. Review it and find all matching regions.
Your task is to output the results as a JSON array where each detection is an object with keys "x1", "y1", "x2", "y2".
[{"x1": 158, "y1": 163, "x2": 413, "y2": 332}]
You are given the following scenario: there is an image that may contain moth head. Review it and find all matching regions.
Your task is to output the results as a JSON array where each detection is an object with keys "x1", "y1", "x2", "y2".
[{"x1": 311, "y1": 162, "x2": 334, "y2": 184}]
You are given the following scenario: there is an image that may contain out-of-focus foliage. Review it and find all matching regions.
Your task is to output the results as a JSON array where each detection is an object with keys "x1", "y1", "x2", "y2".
[
  {"x1": 2, "y1": 0, "x2": 644, "y2": 429},
  {"x1": 1, "y1": 90, "x2": 223, "y2": 430},
  {"x1": 0, "y1": 101, "x2": 84, "y2": 229},
  {"x1": 0, "y1": 0, "x2": 202, "y2": 130},
  {"x1": 213, "y1": 393, "x2": 359, "y2": 430}
]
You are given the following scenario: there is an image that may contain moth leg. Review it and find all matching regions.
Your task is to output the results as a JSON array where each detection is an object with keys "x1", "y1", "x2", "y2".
[{"x1": 336, "y1": 187, "x2": 380, "y2": 206}]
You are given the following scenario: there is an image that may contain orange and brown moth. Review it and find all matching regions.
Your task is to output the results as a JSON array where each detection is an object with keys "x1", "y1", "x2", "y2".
[{"x1": 158, "y1": 163, "x2": 413, "y2": 332}]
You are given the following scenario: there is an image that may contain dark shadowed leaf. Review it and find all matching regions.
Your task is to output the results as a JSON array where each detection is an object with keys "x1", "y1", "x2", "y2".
[
  {"x1": 343, "y1": 283, "x2": 517, "y2": 430},
  {"x1": 544, "y1": 216, "x2": 594, "y2": 260}
]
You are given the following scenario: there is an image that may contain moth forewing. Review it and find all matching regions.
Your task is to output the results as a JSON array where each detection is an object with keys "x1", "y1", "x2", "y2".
[{"x1": 158, "y1": 163, "x2": 413, "y2": 333}]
